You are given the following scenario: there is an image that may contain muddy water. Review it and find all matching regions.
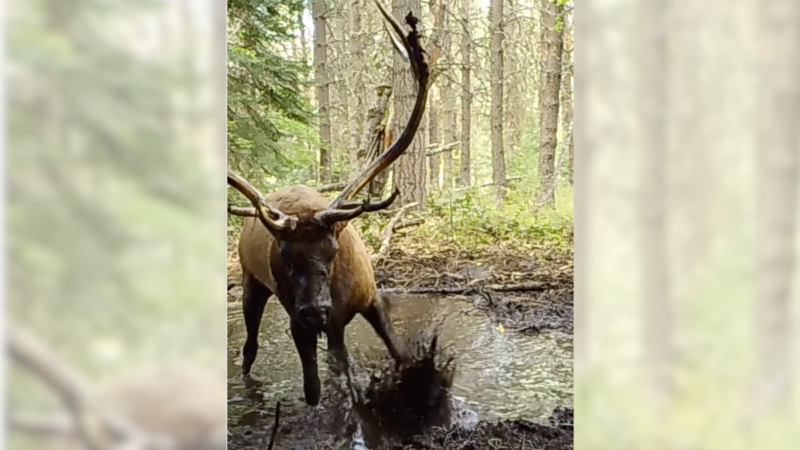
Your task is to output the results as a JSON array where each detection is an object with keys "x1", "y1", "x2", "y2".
[{"x1": 227, "y1": 294, "x2": 572, "y2": 426}]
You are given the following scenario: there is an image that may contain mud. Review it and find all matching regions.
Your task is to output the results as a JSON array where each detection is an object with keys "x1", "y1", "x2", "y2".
[
  {"x1": 227, "y1": 402, "x2": 573, "y2": 450},
  {"x1": 227, "y1": 242, "x2": 574, "y2": 450}
]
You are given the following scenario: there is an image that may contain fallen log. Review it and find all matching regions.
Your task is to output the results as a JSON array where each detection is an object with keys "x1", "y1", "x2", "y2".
[{"x1": 381, "y1": 282, "x2": 547, "y2": 295}]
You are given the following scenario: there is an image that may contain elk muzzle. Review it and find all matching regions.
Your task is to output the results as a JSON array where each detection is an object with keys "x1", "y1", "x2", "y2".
[{"x1": 295, "y1": 278, "x2": 333, "y2": 333}]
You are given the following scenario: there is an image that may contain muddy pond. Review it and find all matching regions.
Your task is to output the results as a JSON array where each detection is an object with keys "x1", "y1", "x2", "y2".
[{"x1": 228, "y1": 293, "x2": 573, "y2": 437}]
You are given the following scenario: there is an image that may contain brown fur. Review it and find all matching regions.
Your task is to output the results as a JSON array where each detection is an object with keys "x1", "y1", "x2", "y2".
[{"x1": 238, "y1": 186, "x2": 381, "y2": 325}]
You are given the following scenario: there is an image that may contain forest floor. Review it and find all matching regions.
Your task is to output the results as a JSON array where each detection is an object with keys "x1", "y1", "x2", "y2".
[{"x1": 227, "y1": 232, "x2": 574, "y2": 450}]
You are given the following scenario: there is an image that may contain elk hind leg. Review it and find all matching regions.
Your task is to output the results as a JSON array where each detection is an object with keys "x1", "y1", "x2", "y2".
[
  {"x1": 242, "y1": 272, "x2": 272, "y2": 376},
  {"x1": 290, "y1": 321, "x2": 321, "y2": 406},
  {"x1": 363, "y1": 294, "x2": 408, "y2": 363}
]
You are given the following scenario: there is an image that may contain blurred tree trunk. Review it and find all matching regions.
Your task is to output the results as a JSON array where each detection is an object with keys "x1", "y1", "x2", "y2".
[
  {"x1": 638, "y1": 0, "x2": 673, "y2": 406},
  {"x1": 753, "y1": 0, "x2": 800, "y2": 414},
  {"x1": 391, "y1": 0, "x2": 427, "y2": 208},
  {"x1": 314, "y1": 0, "x2": 332, "y2": 183},
  {"x1": 560, "y1": 7, "x2": 574, "y2": 185},
  {"x1": 535, "y1": 0, "x2": 563, "y2": 207},
  {"x1": 490, "y1": 0, "x2": 506, "y2": 203},
  {"x1": 459, "y1": 0, "x2": 472, "y2": 187}
]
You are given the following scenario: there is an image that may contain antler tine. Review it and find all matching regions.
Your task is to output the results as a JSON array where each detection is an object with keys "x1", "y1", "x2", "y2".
[
  {"x1": 316, "y1": 188, "x2": 400, "y2": 226},
  {"x1": 327, "y1": 1, "x2": 430, "y2": 210},
  {"x1": 228, "y1": 204, "x2": 258, "y2": 217},
  {"x1": 227, "y1": 170, "x2": 297, "y2": 231}
]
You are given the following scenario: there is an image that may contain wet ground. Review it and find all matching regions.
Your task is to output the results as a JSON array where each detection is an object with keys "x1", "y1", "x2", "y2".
[{"x1": 227, "y1": 291, "x2": 573, "y2": 449}]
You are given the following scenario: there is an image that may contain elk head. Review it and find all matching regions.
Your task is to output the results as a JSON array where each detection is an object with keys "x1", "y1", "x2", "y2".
[{"x1": 227, "y1": 0, "x2": 430, "y2": 334}]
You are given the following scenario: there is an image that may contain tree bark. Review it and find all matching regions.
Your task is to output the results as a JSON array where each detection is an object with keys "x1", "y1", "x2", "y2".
[
  {"x1": 560, "y1": 8, "x2": 574, "y2": 186},
  {"x1": 638, "y1": 0, "x2": 673, "y2": 407},
  {"x1": 459, "y1": 0, "x2": 472, "y2": 187},
  {"x1": 356, "y1": 85, "x2": 393, "y2": 199},
  {"x1": 347, "y1": 0, "x2": 364, "y2": 177},
  {"x1": 391, "y1": 0, "x2": 427, "y2": 209},
  {"x1": 490, "y1": 0, "x2": 506, "y2": 203},
  {"x1": 535, "y1": 0, "x2": 563, "y2": 207},
  {"x1": 313, "y1": 0, "x2": 332, "y2": 183},
  {"x1": 441, "y1": 5, "x2": 456, "y2": 190},
  {"x1": 753, "y1": 0, "x2": 800, "y2": 414},
  {"x1": 428, "y1": 86, "x2": 441, "y2": 189}
]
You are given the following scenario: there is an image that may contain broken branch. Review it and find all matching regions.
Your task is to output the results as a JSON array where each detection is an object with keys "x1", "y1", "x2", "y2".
[
  {"x1": 371, "y1": 201, "x2": 418, "y2": 263},
  {"x1": 317, "y1": 181, "x2": 348, "y2": 193},
  {"x1": 393, "y1": 218, "x2": 424, "y2": 231},
  {"x1": 425, "y1": 141, "x2": 460, "y2": 157}
]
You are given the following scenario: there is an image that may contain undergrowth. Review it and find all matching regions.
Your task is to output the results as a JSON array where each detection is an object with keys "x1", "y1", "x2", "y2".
[{"x1": 227, "y1": 182, "x2": 574, "y2": 259}]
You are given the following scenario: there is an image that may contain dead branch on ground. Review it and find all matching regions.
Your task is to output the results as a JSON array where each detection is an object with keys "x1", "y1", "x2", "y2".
[
  {"x1": 266, "y1": 402, "x2": 280, "y2": 450},
  {"x1": 371, "y1": 202, "x2": 418, "y2": 263}
]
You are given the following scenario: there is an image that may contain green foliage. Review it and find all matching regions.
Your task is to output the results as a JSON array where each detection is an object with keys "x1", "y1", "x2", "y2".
[{"x1": 227, "y1": 0, "x2": 317, "y2": 186}]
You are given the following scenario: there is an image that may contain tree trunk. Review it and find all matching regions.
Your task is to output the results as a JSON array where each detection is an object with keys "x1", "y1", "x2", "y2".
[
  {"x1": 356, "y1": 85, "x2": 393, "y2": 199},
  {"x1": 561, "y1": 8, "x2": 574, "y2": 186},
  {"x1": 442, "y1": 79, "x2": 456, "y2": 191},
  {"x1": 638, "y1": 0, "x2": 673, "y2": 407},
  {"x1": 347, "y1": 0, "x2": 364, "y2": 176},
  {"x1": 753, "y1": 0, "x2": 800, "y2": 414},
  {"x1": 298, "y1": 10, "x2": 315, "y2": 182},
  {"x1": 313, "y1": 0, "x2": 332, "y2": 183},
  {"x1": 535, "y1": 0, "x2": 563, "y2": 207},
  {"x1": 458, "y1": 0, "x2": 472, "y2": 187},
  {"x1": 391, "y1": 0, "x2": 427, "y2": 209},
  {"x1": 441, "y1": 3, "x2": 455, "y2": 190},
  {"x1": 428, "y1": 86, "x2": 441, "y2": 189},
  {"x1": 490, "y1": 0, "x2": 506, "y2": 203}
]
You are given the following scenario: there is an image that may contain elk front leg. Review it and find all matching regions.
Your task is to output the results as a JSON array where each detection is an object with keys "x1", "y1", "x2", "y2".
[
  {"x1": 362, "y1": 296, "x2": 408, "y2": 364},
  {"x1": 242, "y1": 272, "x2": 272, "y2": 376},
  {"x1": 290, "y1": 321, "x2": 321, "y2": 406}
]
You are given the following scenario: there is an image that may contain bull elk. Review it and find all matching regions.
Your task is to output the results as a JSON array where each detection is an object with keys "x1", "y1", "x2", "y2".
[{"x1": 227, "y1": 0, "x2": 430, "y2": 407}]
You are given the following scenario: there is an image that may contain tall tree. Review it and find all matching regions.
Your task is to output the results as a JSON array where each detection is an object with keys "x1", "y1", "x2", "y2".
[
  {"x1": 442, "y1": 22, "x2": 457, "y2": 191},
  {"x1": 535, "y1": 0, "x2": 564, "y2": 206},
  {"x1": 314, "y1": 0, "x2": 332, "y2": 183},
  {"x1": 752, "y1": 0, "x2": 800, "y2": 414},
  {"x1": 458, "y1": 0, "x2": 472, "y2": 187},
  {"x1": 429, "y1": 86, "x2": 441, "y2": 188},
  {"x1": 490, "y1": 0, "x2": 506, "y2": 203},
  {"x1": 347, "y1": 0, "x2": 365, "y2": 176},
  {"x1": 560, "y1": 6, "x2": 574, "y2": 185},
  {"x1": 391, "y1": 0, "x2": 427, "y2": 208}
]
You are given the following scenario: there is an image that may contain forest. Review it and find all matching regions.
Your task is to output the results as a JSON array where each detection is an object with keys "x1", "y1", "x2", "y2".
[{"x1": 227, "y1": 0, "x2": 575, "y2": 448}]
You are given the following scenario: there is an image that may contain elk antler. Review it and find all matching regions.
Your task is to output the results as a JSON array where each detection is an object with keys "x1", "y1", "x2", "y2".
[
  {"x1": 315, "y1": 188, "x2": 400, "y2": 226},
  {"x1": 228, "y1": 203, "x2": 258, "y2": 217},
  {"x1": 227, "y1": 170, "x2": 298, "y2": 231},
  {"x1": 322, "y1": 0, "x2": 430, "y2": 221}
]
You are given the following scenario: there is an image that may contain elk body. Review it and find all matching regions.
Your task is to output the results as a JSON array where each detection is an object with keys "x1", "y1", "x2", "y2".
[{"x1": 228, "y1": 1, "x2": 430, "y2": 407}]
